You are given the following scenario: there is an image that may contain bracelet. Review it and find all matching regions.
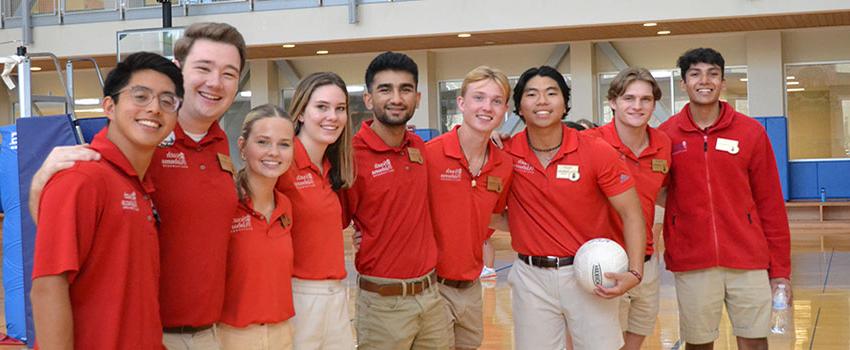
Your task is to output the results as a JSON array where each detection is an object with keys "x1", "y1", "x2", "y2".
[{"x1": 628, "y1": 269, "x2": 643, "y2": 283}]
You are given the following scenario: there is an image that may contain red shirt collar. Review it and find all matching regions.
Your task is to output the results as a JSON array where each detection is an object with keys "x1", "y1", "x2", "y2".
[
  {"x1": 596, "y1": 122, "x2": 665, "y2": 160},
  {"x1": 89, "y1": 128, "x2": 156, "y2": 193},
  {"x1": 293, "y1": 137, "x2": 332, "y2": 178},
  {"x1": 239, "y1": 190, "x2": 290, "y2": 223},
  {"x1": 173, "y1": 121, "x2": 227, "y2": 147},
  {"x1": 356, "y1": 120, "x2": 414, "y2": 152},
  {"x1": 678, "y1": 100, "x2": 736, "y2": 133},
  {"x1": 442, "y1": 125, "x2": 504, "y2": 172},
  {"x1": 508, "y1": 123, "x2": 580, "y2": 162}
]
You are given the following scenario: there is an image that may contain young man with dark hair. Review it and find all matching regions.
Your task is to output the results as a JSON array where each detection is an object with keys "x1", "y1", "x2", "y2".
[
  {"x1": 341, "y1": 51, "x2": 451, "y2": 349},
  {"x1": 30, "y1": 52, "x2": 183, "y2": 349},
  {"x1": 584, "y1": 67, "x2": 672, "y2": 350},
  {"x1": 30, "y1": 22, "x2": 247, "y2": 350},
  {"x1": 495, "y1": 65, "x2": 646, "y2": 350},
  {"x1": 659, "y1": 47, "x2": 791, "y2": 350}
]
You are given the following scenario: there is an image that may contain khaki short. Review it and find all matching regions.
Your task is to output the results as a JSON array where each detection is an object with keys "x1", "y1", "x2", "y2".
[
  {"x1": 619, "y1": 254, "x2": 661, "y2": 336},
  {"x1": 508, "y1": 258, "x2": 623, "y2": 350},
  {"x1": 355, "y1": 272, "x2": 452, "y2": 350},
  {"x1": 291, "y1": 278, "x2": 355, "y2": 350},
  {"x1": 438, "y1": 280, "x2": 484, "y2": 349},
  {"x1": 674, "y1": 268, "x2": 771, "y2": 344},
  {"x1": 163, "y1": 327, "x2": 220, "y2": 350},
  {"x1": 217, "y1": 321, "x2": 292, "y2": 350}
]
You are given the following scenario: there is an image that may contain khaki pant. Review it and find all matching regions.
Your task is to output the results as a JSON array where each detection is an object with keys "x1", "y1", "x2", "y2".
[
  {"x1": 355, "y1": 273, "x2": 452, "y2": 350},
  {"x1": 618, "y1": 254, "x2": 661, "y2": 336},
  {"x1": 163, "y1": 327, "x2": 221, "y2": 350},
  {"x1": 291, "y1": 278, "x2": 355, "y2": 350},
  {"x1": 674, "y1": 268, "x2": 771, "y2": 344},
  {"x1": 438, "y1": 280, "x2": 484, "y2": 349},
  {"x1": 218, "y1": 321, "x2": 293, "y2": 350},
  {"x1": 508, "y1": 258, "x2": 623, "y2": 350}
]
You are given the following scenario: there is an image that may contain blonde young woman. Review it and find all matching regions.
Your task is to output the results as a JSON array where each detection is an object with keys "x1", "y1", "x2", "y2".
[
  {"x1": 276, "y1": 72, "x2": 356, "y2": 349},
  {"x1": 218, "y1": 104, "x2": 297, "y2": 350}
]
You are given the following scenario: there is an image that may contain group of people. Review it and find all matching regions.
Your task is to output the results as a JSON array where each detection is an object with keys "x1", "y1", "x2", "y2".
[{"x1": 25, "y1": 21, "x2": 791, "y2": 350}]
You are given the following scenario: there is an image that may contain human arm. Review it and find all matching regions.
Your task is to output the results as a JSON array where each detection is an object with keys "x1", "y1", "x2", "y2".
[
  {"x1": 748, "y1": 132, "x2": 792, "y2": 283},
  {"x1": 31, "y1": 274, "x2": 74, "y2": 350},
  {"x1": 28, "y1": 145, "x2": 101, "y2": 221},
  {"x1": 595, "y1": 187, "x2": 646, "y2": 299}
]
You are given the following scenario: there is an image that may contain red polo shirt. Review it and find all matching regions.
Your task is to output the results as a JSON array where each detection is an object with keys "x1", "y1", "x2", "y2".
[
  {"x1": 149, "y1": 122, "x2": 238, "y2": 327},
  {"x1": 220, "y1": 191, "x2": 295, "y2": 328},
  {"x1": 426, "y1": 126, "x2": 512, "y2": 281},
  {"x1": 505, "y1": 124, "x2": 635, "y2": 256},
  {"x1": 584, "y1": 122, "x2": 671, "y2": 255},
  {"x1": 276, "y1": 138, "x2": 346, "y2": 280},
  {"x1": 340, "y1": 120, "x2": 437, "y2": 279},
  {"x1": 33, "y1": 129, "x2": 163, "y2": 349}
]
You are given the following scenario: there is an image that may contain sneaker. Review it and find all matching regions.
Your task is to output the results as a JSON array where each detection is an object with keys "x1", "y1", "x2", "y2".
[{"x1": 480, "y1": 266, "x2": 497, "y2": 279}]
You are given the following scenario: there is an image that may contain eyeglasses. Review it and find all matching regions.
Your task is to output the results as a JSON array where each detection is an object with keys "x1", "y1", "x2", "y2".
[{"x1": 111, "y1": 85, "x2": 182, "y2": 113}]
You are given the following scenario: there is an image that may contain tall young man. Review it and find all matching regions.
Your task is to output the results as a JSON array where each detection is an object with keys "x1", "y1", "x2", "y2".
[
  {"x1": 584, "y1": 67, "x2": 672, "y2": 350},
  {"x1": 498, "y1": 66, "x2": 646, "y2": 350},
  {"x1": 31, "y1": 52, "x2": 183, "y2": 350},
  {"x1": 658, "y1": 48, "x2": 791, "y2": 350},
  {"x1": 426, "y1": 66, "x2": 513, "y2": 350},
  {"x1": 29, "y1": 22, "x2": 247, "y2": 350},
  {"x1": 341, "y1": 51, "x2": 451, "y2": 350}
]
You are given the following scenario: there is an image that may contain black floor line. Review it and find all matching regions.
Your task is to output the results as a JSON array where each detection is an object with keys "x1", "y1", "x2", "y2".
[
  {"x1": 671, "y1": 339, "x2": 681, "y2": 350},
  {"x1": 821, "y1": 248, "x2": 835, "y2": 293},
  {"x1": 808, "y1": 307, "x2": 822, "y2": 350}
]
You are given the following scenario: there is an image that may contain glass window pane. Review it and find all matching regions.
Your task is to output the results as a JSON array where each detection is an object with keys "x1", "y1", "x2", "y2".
[{"x1": 786, "y1": 62, "x2": 850, "y2": 159}]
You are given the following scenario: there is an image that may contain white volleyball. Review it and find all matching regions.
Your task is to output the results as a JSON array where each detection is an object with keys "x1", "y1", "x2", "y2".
[{"x1": 574, "y1": 238, "x2": 629, "y2": 293}]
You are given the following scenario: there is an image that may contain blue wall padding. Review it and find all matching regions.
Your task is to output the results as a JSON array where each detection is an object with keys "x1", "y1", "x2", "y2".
[
  {"x1": 817, "y1": 161, "x2": 850, "y2": 198},
  {"x1": 789, "y1": 160, "x2": 850, "y2": 200},
  {"x1": 754, "y1": 117, "x2": 789, "y2": 201},
  {"x1": 415, "y1": 128, "x2": 439, "y2": 142},
  {"x1": 789, "y1": 162, "x2": 818, "y2": 200},
  {"x1": 16, "y1": 115, "x2": 79, "y2": 347},
  {"x1": 0, "y1": 125, "x2": 26, "y2": 343},
  {"x1": 76, "y1": 117, "x2": 107, "y2": 143}
]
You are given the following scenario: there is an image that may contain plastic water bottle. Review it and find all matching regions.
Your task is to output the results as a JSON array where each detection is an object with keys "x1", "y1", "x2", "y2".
[
  {"x1": 820, "y1": 187, "x2": 827, "y2": 202},
  {"x1": 770, "y1": 284, "x2": 789, "y2": 334}
]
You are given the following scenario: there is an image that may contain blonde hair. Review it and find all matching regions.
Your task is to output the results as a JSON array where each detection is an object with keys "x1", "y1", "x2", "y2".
[
  {"x1": 236, "y1": 104, "x2": 292, "y2": 202},
  {"x1": 460, "y1": 65, "x2": 511, "y2": 102},
  {"x1": 288, "y1": 72, "x2": 355, "y2": 190},
  {"x1": 606, "y1": 67, "x2": 662, "y2": 102}
]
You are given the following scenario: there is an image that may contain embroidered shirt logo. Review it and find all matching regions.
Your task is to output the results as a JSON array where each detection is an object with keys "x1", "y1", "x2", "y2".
[
  {"x1": 231, "y1": 214, "x2": 252, "y2": 233},
  {"x1": 161, "y1": 151, "x2": 188, "y2": 169},
  {"x1": 295, "y1": 173, "x2": 316, "y2": 189},
  {"x1": 121, "y1": 192, "x2": 139, "y2": 211},
  {"x1": 440, "y1": 168, "x2": 463, "y2": 182},
  {"x1": 513, "y1": 159, "x2": 534, "y2": 174},
  {"x1": 371, "y1": 159, "x2": 394, "y2": 178}
]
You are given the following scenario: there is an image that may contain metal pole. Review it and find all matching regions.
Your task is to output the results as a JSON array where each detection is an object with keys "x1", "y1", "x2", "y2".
[
  {"x1": 66, "y1": 60, "x2": 75, "y2": 112},
  {"x1": 22, "y1": 0, "x2": 33, "y2": 44},
  {"x1": 17, "y1": 46, "x2": 31, "y2": 118},
  {"x1": 157, "y1": 0, "x2": 172, "y2": 28}
]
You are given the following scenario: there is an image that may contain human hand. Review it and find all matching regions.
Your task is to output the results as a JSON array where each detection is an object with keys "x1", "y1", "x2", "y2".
[{"x1": 594, "y1": 271, "x2": 640, "y2": 299}]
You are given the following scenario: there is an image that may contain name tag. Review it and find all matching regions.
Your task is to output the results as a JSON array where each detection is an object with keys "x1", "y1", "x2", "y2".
[
  {"x1": 556, "y1": 164, "x2": 580, "y2": 181},
  {"x1": 651, "y1": 159, "x2": 669, "y2": 174},
  {"x1": 715, "y1": 138, "x2": 739, "y2": 155},
  {"x1": 486, "y1": 176, "x2": 503, "y2": 193},
  {"x1": 217, "y1": 153, "x2": 235, "y2": 175},
  {"x1": 407, "y1": 147, "x2": 424, "y2": 164}
]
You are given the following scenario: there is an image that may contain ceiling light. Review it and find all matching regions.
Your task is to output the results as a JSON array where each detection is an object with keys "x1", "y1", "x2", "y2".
[
  {"x1": 30, "y1": 66, "x2": 42, "y2": 71},
  {"x1": 484, "y1": 41, "x2": 496, "y2": 45},
  {"x1": 316, "y1": 50, "x2": 329, "y2": 55},
  {"x1": 282, "y1": 44, "x2": 295, "y2": 48},
  {"x1": 347, "y1": 85, "x2": 365, "y2": 93},
  {"x1": 457, "y1": 33, "x2": 472, "y2": 38},
  {"x1": 739, "y1": 78, "x2": 748, "y2": 82},
  {"x1": 786, "y1": 81, "x2": 800, "y2": 86},
  {"x1": 643, "y1": 22, "x2": 657, "y2": 27},
  {"x1": 787, "y1": 88, "x2": 805, "y2": 92},
  {"x1": 239, "y1": 91, "x2": 252, "y2": 97},
  {"x1": 75, "y1": 98, "x2": 100, "y2": 105},
  {"x1": 657, "y1": 30, "x2": 671, "y2": 35},
  {"x1": 786, "y1": 76, "x2": 795, "y2": 80}
]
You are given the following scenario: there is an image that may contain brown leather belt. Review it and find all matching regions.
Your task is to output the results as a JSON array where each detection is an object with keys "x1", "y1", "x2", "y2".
[
  {"x1": 518, "y1": 253, "x2": 574, "y2": 268},
  {"x1": 163, "y1": 324, "x2": 213, "y2": 334},
  {"x1": 359, "y1": 272, "x2": 436, "y2": 296},
  {"x1": 437, "y1": 275, "x2": 476, "y2": 289}
]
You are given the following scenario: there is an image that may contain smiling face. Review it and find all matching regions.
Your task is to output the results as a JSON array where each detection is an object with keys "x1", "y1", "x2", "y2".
[
  {"x1": 179, "y1": 39, "x2": 241, "y2": 123},
  {"x1": 457, "y1": 79, "x2": 508, "y2": 135},
  {"x1": 519, "y1": 75, "x2": 567, "y2": 131},
  {"x1": 297, "y1": 84, "x2": 348, "y2": 147},
  {"x1": 104, "y1": 69, "x2": 179, "y2": 151},
  {"x1": 363, "y1": 70, "x2": 421, "y2": 127},
  {"x1": 609, "y1": 80, "x2": 656, "y2": 130},
  {"x1": 239, "y1": 117, "x2": 295, "y2": 180},
  {"x1": 681, "y1": 62, "x2": 726, "y2": 107}
]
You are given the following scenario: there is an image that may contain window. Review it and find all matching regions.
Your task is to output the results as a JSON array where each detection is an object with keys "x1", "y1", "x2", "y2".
[{"x1": 786, "y1": 62, "x2": 850, "y2": 159}]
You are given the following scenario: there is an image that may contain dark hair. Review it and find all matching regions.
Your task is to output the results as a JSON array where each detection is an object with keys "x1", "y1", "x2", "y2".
[
  {"x1": 236, "y1": 104, "x2": 292, "y2": 202},
  {"x1": 563, "y1": 121, "x2": 585, "y2": 131},
  {"x1": 365, "y1": 51, "x2": 419, "y2": 92},
  {"x1": 289, "y1": 72, "x2": 355, "y2": 190},
  {"x1": 174, "y1": 22, "x2": 247, "y2": 73},
  {"x1": 677, "y1": 48, "x2": 725, "y2": 81},
  {"x1": 103, "y1": 52, "x2": 183, "y2": 103},
  {"x1": 512, "y1": 66, "x2": 571, "y2": 119}
]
